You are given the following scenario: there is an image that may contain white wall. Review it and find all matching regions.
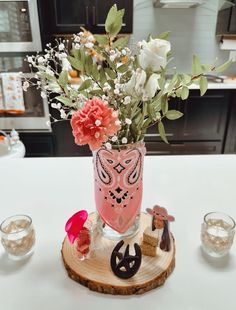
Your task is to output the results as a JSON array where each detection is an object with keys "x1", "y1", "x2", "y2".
[{"x1": 131, "y1": 0, "x2": 236, "y2": 75}]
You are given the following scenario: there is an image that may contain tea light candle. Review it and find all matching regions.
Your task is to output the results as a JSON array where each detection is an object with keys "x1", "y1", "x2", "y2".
[
  {"x1": 201, "y1": 212, "x2": 235, "y2": 257},
  {"x1": 0, "y1": 215, "x2": 35, "y2": 260}
]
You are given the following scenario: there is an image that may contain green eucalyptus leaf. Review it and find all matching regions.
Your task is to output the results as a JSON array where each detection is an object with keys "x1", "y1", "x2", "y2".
[
  {"x1": 158, "y1": 121, "x2": 169, "y2": 144},
  {"x1": 156, "y1": 31, "x2": 170, "y2": 40},
  {"x1": 68, "y1": 56, "x2": 83, "y2": 71},
  {"x1": 99, "y1": 68, "x2": 106, "y2": 85},
  {"x1": 78, "y1": 79, "x2": 92, "y2": 91},
  {"x1": 58, "y1": 70, "x2": 68, "y2": 87},
  {"x1": 105, "y1": 5, "x2": 124, "y2": 36},
  {"x1": 106, "y1": 58, "x2": 116, "y2": 70},
  {"x1": 41, "y1": 72, "x2": 56, "y2": 81},
  {"x1": 181, "y1": 86, "x2": 189, "y2": 100},
  {"x1": 107, "y1": 79, "x2": 115, "y2": 89},
  {"x1": 175, "y1": 88, "x2": 182, "y2": 97},
  {"x1": 158, "y1": 77, "x2": 165, "y2": 90},
  {"x1": 117, "y1": 63, "x2": 129, "y2": 73},
  {"x1": 80, "y1": 48, "x2": 86, "y2": 64},
  {"x1": 105, "y1": 68, "x2": 116, "y2": 79},
  {"x1": 161, "y1": 94, "x2": 168, "y2": 114},
  {"x1": 147, "y1": 103, "x2": 155, "y2": 121},
  {"x1": 72, "y1": 48, "x2": 80, "y2": 59},
  {"x1": 84, "y1": 55, "x2": 93, "y2": 75},
  {"x1": 94, "y1": 34, "x2": 109, "y2": 46},
  {"x1": 199, "y1": 76, "x2": 208, "y2": 96},
  {"x1": 89, "y1": 89, "x2": 104, "y2": 96},
  {"x1": 166, "y1": 74, "x2": 178, "y2": 93},
  {"x1": 91, "y1": 64, "x2": 100, "y2": 80},
  {"x1": 192, "y1": 54, "x2": 202, "y2": 75},
  {"x1": 112, "y1": 36, "x2": 129, "y2": 49},
  {"x1": 182, "y1": 74, "x2": 191, "y2": 85},
  {"x1": 166, "y1": 110, "x2": 183, "y2": 120},
  {"x1": 201, "y1": 64, "x2": 214, "y2": 72},
  {"x1": 143, "y1": 118, "x2": 152, "y2": 128},
  {"x1": 215, "y1": 59, "x2": 232, "y2": 73},
  {"x1": 56, "y1": 95, "x2": 74, "y2": 107},
  {"x1": 105, "y1": 5, "x2": 118, "y2": 32}
]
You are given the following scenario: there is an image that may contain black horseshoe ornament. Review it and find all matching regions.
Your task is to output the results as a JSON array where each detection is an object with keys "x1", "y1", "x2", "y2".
[{"x1": 110, "y1": 240, "x2": 142, "y2": 279}]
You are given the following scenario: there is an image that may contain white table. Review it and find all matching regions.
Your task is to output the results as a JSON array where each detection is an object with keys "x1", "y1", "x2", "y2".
[{"x1": 0, "y1": 155, "x2": 236, "y2": 310}]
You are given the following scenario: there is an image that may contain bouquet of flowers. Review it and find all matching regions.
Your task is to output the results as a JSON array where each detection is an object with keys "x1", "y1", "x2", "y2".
[{"x1": 24, "y1": 5, "x2": 231, "y2": 151}]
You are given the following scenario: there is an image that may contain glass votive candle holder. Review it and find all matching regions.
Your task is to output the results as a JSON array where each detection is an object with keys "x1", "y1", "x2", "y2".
[
  {"x1": 201, "y1": 212, "x2": 235, "y2": 257},
  {"x1": 75, "y1": 220, "x2": 93, "y2": 261},
  {"x1": 0, "y1": 215, "x2": 35, "y2": 260}
]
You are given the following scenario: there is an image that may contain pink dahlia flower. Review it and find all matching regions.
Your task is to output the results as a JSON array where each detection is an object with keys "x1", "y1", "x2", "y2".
[{"x1": 71, "y1": 98, "x2": 120, "y2": 150}]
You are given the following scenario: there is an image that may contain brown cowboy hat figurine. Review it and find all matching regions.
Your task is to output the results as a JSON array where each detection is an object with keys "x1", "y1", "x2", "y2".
[{"x1": 146, "y1": 205, "x2": 175, "y2": 252}]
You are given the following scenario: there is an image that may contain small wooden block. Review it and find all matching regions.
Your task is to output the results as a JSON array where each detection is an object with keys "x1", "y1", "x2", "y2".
[
  {"x1": 141, "y1": 241, "x2": 157, "y2": 257},
  {"x1": 143, "y1": 227, "x2": 159, "y2": 247}
]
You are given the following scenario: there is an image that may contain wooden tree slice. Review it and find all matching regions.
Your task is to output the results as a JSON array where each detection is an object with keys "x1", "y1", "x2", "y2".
[{"x1": 61, "y1": 212, "x2": 175, "y2": 295}]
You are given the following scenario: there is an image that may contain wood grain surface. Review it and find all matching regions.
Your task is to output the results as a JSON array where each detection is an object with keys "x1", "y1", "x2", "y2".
[{"x1": 62, "y1": 212, "x2": 175, "y2": 295}]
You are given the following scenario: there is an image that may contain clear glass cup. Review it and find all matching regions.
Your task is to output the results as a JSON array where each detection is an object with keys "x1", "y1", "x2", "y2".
[
  {"x1": 201, "y1": 212, "x2": 235, "y2": 257},
  {"x1": 0, "y1": 215, "x2": 35, "y2": 260}
]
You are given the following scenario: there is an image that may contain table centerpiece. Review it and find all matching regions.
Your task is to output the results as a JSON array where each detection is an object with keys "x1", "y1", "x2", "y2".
[{"x1": 24, "y1": 4, "x2": 231, "y2": 274}]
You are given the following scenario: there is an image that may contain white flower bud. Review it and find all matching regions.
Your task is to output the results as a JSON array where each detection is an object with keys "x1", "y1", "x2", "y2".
[
  {"x1": 105, "y1": 142, "x2": 112, "y2": 150},
  {"x1": 112, "y1": 111, "x2": 118, "y2": 118},
  {"x1": 59, "y1": 43, "x2": 65, "y2": 51},
  {"x1": 111, "y1": 135, "x2": 118, "y2": 142},
  {"x1": 122, "y1": 137, "x2": 128, "y2": 144},
  {"x1": 38, "y1": 56, "x2": 45, "y2": 64},
  {"x1": 114, "y1": 89, "x2": 120, "y2": 95},
  {"x1": 125, "y1": 118, "x2": 132, "y2": 125},
  {"x1": 74, "y1": 36, "x2": 80, "y2": 43},
  {"x1": 124, "y1": 96, "x2": 131, "y2": 105},
  {"x1": 110, "y1": 55, "x2": 116, "y2": 62},
  {"x1": 95, "y1": 119, "x2": 101, "y2": 126},
  {"x1": 85, "y1": 42, "x2": 94, "y2": 49}
]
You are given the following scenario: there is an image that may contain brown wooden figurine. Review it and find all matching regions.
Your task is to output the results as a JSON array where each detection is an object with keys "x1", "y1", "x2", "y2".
[{"x1": 146, "y1": 205, "x2": 175, "y2": 252}]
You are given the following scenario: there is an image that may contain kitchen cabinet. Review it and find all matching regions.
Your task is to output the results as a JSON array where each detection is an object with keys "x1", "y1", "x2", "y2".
[
  {"x1": 224, "y1": 92, "x2": 236, "y2": 153},
  {"x1": 20, "y1": 133, "x2": 55, "y2": 157},
  {"x1": 216, "y1": 0, "x2": 236, "y2": 35},
  {"x1": 38, "y1": 0, "x2": 133, "y2": 46},
  {"x1": 145, "y1": 89, "x2": 230, "y2": 155}
]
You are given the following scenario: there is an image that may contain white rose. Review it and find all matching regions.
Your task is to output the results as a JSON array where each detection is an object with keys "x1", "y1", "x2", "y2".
[
  {"x1": 144, "y1": 73, "x2": 160, "y2": 99},
  {"x1": 125, "y1": 68, "x2": 146, "y2": 96},
  {"x1": 138, "y1": 38, "x2": 171, "y2": 72}
]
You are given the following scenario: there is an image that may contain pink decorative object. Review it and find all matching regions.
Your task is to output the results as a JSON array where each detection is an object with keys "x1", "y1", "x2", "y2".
[
  {"x1": 71, "y1": 98, "x2": 120, "y2": 151},
  {"x1": 93, "y1": 142, "x2": 146, "y2": 234},
  {"x1": 147, "y1": 205, "x2": 175, "y2": 222},
  {"x1": 65, "y1": 210, "x2": 88, "y2": 244},
  {"x1": 76, "y1": 226, "x2": 91, "y2": 258}
]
